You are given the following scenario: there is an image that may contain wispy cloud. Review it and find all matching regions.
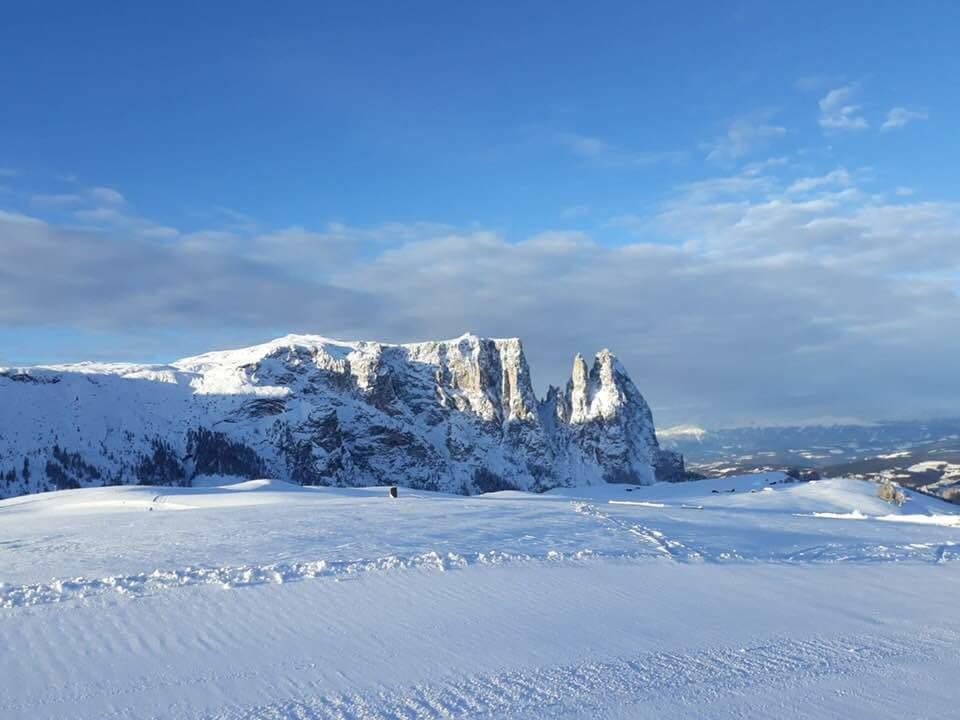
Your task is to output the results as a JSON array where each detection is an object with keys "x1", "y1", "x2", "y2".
[
  {"x1": 74, "y1": 207, "x2": 125, "y2": 222},
  {"x1": 787, "y1": 168, "x2": 852, "y2": 194},
  {"x1": 794, "y1": 75, "x2": 836, "y2": 93},
  {"x1": 32, "y1": 185, "x2": 127, "y2": 209},
  {"x1": 742, "y1": 157, "x2": 789, "y2": 176},
  {"x1": 136, "y1": 225, "x2": 179, "y2": 239},
  {"x1": 819, "y1": 85, "x2": 869, "y2": 131},
  {"x1": 214, "y1": 206, "x2": 258, "y2": 233},
  {"x1": 659, "y1": 165, "x2": 960, "y2": 277},
  {"x1": 0, "y1": 210, "x2": 44, "y2": 225},
  {"x1": 89, "y1": 186, "x2": 125, "y2": 205},
  {"x1": 73, "y1": 203, "x2": 179, "y2": 239},
  {"x1": 559, "y1": 133, "x2": 684, "y2": 168},
  {"x1": 702, "y1": 112, "x2": 786, "y2": 162},
  {"x1": 31, "y1": 193, "x2": 85, "y2": 206},
  {"x1": 881, "y1": 107, "x2": 928, "y2": 131},
  {"x1": 677, "y1": 172, "x2": 775, "y2": 202},
  {"x1": 560, "y1": 205, "x2": 591, "y2": 220}
]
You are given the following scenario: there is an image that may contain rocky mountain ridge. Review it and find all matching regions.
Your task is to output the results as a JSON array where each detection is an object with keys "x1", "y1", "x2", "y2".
[{"x1": 0, "y1": 333, "x2": 683, "y2": 497}]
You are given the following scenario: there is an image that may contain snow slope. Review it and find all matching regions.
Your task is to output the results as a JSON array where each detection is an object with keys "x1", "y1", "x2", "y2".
[
  {"x1": 2, "y1": 473, "x2": 959, "y2": 719},
  {"x1": 0, "y1": 333, "x2": 683, "y2": 497}
]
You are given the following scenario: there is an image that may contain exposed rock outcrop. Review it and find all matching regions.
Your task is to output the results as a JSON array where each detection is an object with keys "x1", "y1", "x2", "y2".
[{"x1": 0, "y1": 333, "x2": 683, "y2": 497}]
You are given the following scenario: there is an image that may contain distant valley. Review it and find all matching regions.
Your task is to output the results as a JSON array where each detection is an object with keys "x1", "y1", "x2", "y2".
[{"x1": 660, "y1": 418, "x2": 960, "y2": 503}]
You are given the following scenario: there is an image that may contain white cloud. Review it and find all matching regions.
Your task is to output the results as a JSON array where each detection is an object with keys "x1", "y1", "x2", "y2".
[
  {"x1": 3, "y1": 162, "x2": 959, "y2": 425},
  {"x1": 794, "y1": 75, "x2": 842, "y2": 93},
  {"x1": 30, "y1": 183, "x2": 127, "y2": 210},
  {"x1": 0, "y1": 210, "x2": 45, "y2": 225},
  {"x1": 334, "y1": 217, "x2": 960, "y2": 425},
  {"x1": 659, "y1": 168, "x2": 960, "y2": 277},
  {"x1": 137, "y1": 225, "x2": 180, "y2": 239},
  {"x1": 560, "y1": 205, "x2": 591, "y2": 219},
  {"x1": 31, "y1": 193, "x2": 85, "y2": 206},
  {"x1": 72, "y1": 205, "x2": 180, "y2": 239},
  {"x1": 881, "y1": 107, "x2": 929, "y2": 131},
  {"x1": 703, "y1": 113, "x2": 787, "y2": 162},
  {"x1": 677, "y1": 172, "x2": 774, "y2": 202},
  {"x1": 212, "y1": 206, "x2": 258, "y2": 233},
  {"x1": 795, "y1": 75, "x2": 826, "y2": 92},
  {"x1": 742, "y1": 157, "x2": 789, "y2": 176},
  {"x1": 89, "y1": 186, "x2": 125, "y2": 205},
  {"x1": 559, "y1": 133, "x2": 684, "y2": 168},
  {"x1": 787, "y1": 168, "x2": 852, "y2": 193},
  {"x1": 0, "y1": 214, "x2": 375, "y2": 336},
  {"x1": 74, "y1": 207, "x2": 124, "y2": 222},
  {"x1": 247, "y1": 226, "x2": 359, "y2": 269},
  {"x1": 26, "y1": 179, "x2": 182, "y2": 238},
  {"x1": 819, "y1": 85, "x2": 869, "y2": 131},
  {"x1": 895, "y1": 186, "x2": 914, "y2": 197}
]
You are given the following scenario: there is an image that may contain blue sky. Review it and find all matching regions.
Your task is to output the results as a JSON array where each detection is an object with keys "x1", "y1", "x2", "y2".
[{"x1": 2, "y1": 2, "x2": 959, "y2": 426}]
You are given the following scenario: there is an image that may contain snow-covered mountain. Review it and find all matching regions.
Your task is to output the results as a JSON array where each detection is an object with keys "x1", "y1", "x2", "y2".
[{"x1": 0, "y1": 333, "x2": 683, "y2": 497}]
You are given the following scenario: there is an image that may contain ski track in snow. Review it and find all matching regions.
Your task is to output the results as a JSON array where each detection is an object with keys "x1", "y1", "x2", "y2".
[
  {"x1": 198, "y1": 631, "x2": 956, "y2": 720},
  {"x1": 571, "y1": 501, "x2": 960, "y2": 566},
  {"x1": 572, "y1": 501, "x2": 703, "y2": 560}
]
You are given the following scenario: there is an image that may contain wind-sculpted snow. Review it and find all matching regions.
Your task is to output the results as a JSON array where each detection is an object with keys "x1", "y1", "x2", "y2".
[
  {"x1": 0, "y1": 333, "x2": 683, "y2": 497},
  {"x1": 202, "y1": 630, "x2": 958, "y2": 720}
]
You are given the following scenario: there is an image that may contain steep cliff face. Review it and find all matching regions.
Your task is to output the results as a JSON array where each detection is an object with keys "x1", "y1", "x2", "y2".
[
  {"x1": 542, "y1": 349, "x2": 684, "y2": 486},
  {"x1": 0, "y1": 334, "x2": 683, "y2": 497}
]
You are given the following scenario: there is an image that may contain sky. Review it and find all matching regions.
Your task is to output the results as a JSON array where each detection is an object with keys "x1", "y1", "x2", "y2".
[{"x1": 2, "y1": 1, "x2": 959, "y2": 428}]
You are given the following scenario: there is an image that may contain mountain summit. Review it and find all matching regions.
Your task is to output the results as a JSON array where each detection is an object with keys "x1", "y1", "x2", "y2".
[{"x1": 0, "y1": 334, "x2": 683, "y2": 496}]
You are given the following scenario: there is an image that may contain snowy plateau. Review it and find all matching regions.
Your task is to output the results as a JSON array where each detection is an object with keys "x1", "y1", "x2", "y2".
[{"x1": 2, "y1": 336, "x2": 960, "y2": 719}]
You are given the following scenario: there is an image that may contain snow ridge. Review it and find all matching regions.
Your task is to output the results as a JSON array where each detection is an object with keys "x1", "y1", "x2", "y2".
[
  {"x1": 6, "y1": 539, "x2": 959, "y2": 611},
  {"x1": 0, "y1": 549, "x2": 608, "y2": 609}
]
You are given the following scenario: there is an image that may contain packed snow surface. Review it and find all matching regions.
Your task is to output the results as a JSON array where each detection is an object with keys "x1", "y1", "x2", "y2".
[{"x1": 2, "y1": 473, "x2": 960, "y2": 719}]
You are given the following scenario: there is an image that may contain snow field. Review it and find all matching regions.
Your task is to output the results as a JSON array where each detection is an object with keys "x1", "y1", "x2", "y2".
[{"x1": 2, "y1": 472, "x2": 959, "y2": 719}]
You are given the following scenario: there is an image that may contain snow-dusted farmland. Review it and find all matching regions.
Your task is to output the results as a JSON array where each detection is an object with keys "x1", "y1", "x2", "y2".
[{"x1": 2, "y1": 473, "x2": 960, "y2": 719}]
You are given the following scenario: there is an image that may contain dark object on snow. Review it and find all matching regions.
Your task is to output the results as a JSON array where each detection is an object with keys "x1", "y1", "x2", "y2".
[
  {"x1": 729, "y1": 488, "x2": 736, "y2": 492},
  {"x1": 389, "y1": 486, "x2": 398, "y2": 499},
  {"x1": 711, "y1": 489, "x2": 719, "y2": 494},
  {"x1": 785, "y1": 466, "x2": 821, "y2": 483}
]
